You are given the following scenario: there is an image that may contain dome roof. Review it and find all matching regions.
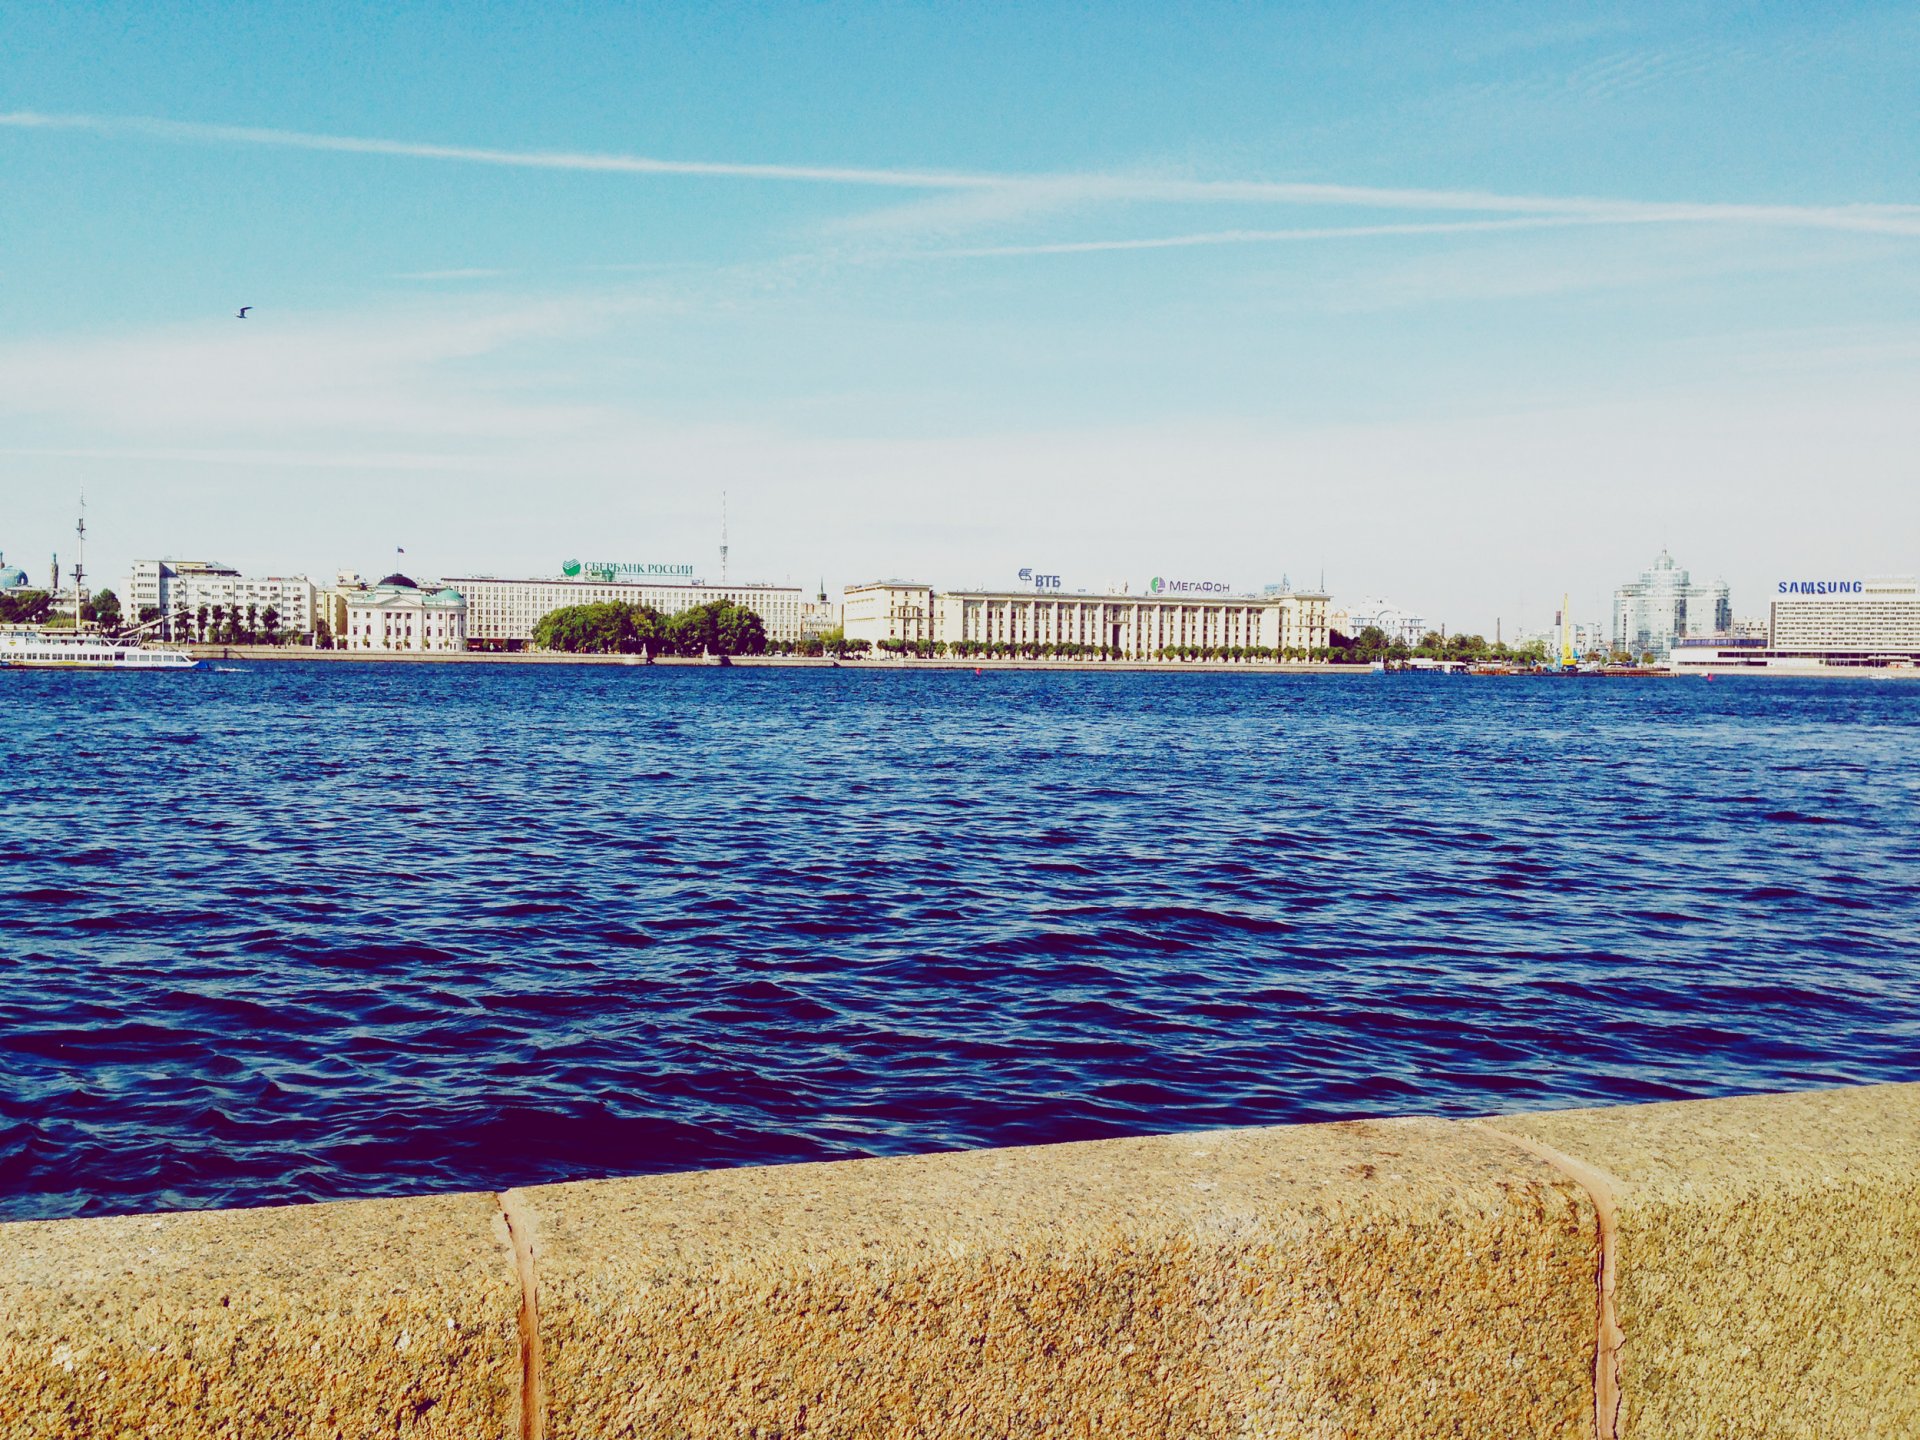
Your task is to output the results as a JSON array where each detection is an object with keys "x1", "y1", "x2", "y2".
[
  {"x1": 0, "y1": 567, "x2": 29, "y2": 591},
  {"x1": 377, "y1": 572, "x2": 418, "y2": 589}
]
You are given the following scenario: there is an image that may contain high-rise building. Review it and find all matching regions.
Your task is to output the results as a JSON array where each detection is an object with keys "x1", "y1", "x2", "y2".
[{"x1": 1611, "y1": 551, "x2": 1730, "y2": 658}]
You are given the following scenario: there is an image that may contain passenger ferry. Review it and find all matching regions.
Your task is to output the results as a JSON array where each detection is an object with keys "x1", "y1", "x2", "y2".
[{"x1": 0, "y1": 630, "x2": 200, "y2": 671}]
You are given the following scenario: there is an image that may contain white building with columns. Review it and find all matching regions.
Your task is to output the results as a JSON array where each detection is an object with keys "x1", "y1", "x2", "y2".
[
  {"x1": 843, "y1": 581, "x2": 1331, "y2": 656},
  {"x1": 343, "y1": 573, "x2": 468, "y2": 652}
]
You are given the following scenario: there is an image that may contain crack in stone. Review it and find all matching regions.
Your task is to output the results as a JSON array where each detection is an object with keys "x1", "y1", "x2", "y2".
[
  {"x1": 496, "y1": 1193, "x2": 545, "y2": 1440},
  {"x1": 1485, "y1": 1127, "x2": 1625, "y2": 1440}
]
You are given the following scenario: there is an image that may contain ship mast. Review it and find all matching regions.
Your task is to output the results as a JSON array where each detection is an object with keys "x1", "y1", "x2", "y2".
[{"x1": 73, "y1": 494, "x2": 87, "y2": 633}]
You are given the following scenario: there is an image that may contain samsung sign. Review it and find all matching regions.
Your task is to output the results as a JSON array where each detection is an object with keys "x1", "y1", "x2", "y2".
[
  {"x1": 562, "y1": 559, "x2": 696, "y2": 582},
  {"x1": 1778, "y1": 580, "x2": 1863, "y2": 595}
]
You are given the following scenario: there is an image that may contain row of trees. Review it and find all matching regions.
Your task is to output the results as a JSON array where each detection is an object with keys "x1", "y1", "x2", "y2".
[
  {"x1": 149, "y1": 603, "x2": 295, "y2": 646},
  {"x1": 866, "y1": 638, "x2": 1336, "y2": 662},
  {"x1": 1332, "y1": 627, "x2": 1558, "y2": 665},
  {"x1": 532, "y1": 599, "x2": 770, "y2": 657}
]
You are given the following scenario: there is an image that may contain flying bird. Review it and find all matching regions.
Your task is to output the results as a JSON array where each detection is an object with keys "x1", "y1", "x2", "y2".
[{"x1": 235, "y1": 306, "x2": 251, "y2": 319}]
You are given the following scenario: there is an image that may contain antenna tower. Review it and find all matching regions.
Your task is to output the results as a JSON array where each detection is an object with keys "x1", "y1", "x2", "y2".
[{"x1": 720, "y1": 491, "x2": 729, "y2": 585}]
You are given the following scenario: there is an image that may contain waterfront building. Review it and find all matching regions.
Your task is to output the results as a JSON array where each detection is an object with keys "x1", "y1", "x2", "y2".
[
  {"x1": 796, "y1": 580, "x2": 839, "y2": 639},
  {"x1": 842, "y1": 581, "x2": 1331, "y2": 656},
  {"x1": 311, "y1": 571, "x2": 362, "y2": 646},
  {"x1": 1770, "y1": 576, "x2": 1920, "y2": 652},
  {"x1": 127, "y1": 560, "x2": 318, "y2": 640},
  {"x1": 1337, "y1": 598, "x2": 1429, "y2": 647},
  {"x1": 1515, "y1": 616, "x2": 1608, "y2": 659},
  {"x1": 1669, "y1": 575, "x2": 1920, "y2": 674},
  {"x1": 842, "y1": 582, "x2": 935, "y2": 646},
  {"x1": 445, "y1": 574, "x2": 808, "y2": 649},
  {"x1": 343, "y1": 573, "x2": 468, "y2": 652},
  {"x1": 1611, "y1": 551, "x2": 1729, "y2": 659}
]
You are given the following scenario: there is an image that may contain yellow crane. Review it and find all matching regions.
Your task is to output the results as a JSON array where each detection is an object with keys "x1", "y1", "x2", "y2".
[{"x1": 1560, "y1": 592, "x2": 1576, "y2": 669}]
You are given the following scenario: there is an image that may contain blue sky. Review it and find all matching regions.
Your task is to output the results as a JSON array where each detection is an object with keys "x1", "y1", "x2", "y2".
[{"x1": 3, "y1": 3, "x2": 1917, "y2": 633}]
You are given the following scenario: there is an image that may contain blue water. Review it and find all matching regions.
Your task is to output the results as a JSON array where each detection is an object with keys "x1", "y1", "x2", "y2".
[{"x1": 2, "y1": 664, "x2": 1917, "y2": 1220}]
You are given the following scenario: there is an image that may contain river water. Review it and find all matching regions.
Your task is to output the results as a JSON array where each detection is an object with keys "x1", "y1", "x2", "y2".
[{"x1": 2, "y1": 663, "x2": 1916, "y2": 1219}]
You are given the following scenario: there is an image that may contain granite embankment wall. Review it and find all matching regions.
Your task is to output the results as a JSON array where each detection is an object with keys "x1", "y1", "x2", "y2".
[
  {"x1": 2, "y1": 1084, "x2": 1913, "y2": 1438},
  {"x1": 186, "y1": 644, "x2": 1352, "y2": 673}
]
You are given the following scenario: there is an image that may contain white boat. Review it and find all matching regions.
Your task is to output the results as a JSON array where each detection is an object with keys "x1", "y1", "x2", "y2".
[{"x1": 0, "y1": 629, "x2": 200, "y2": 670}]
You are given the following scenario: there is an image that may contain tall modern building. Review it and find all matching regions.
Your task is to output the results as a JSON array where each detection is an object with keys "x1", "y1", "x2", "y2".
[
  {"x1": 1669, "y1": 575, "x2": 1920, "y2": 673},
  {"x1": 1611, "y1": 551, "x2": 1730, "y2": 659}
]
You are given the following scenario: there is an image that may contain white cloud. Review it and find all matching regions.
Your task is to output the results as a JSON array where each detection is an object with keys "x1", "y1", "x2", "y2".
[
  {"x1": 0, "y1": 294, "x2": 626, "y2": 440},
  {"x1": 7, "y1": 110, "x2": 1919, "y2": 239}
]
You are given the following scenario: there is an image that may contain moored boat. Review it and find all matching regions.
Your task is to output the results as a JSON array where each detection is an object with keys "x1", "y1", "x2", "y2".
[{"x1": 1, "y1": 629, "x2": 200, "y2": 670}]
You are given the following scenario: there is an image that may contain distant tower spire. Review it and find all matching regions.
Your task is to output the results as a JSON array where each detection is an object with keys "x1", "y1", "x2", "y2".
[{"x1": 720, "y1": 491, "x2": 729, "y2": 585}]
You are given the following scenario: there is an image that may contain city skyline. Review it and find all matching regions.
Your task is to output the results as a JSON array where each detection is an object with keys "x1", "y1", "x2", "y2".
[{"x1": 4, "y1": 4, "x2": 1919, "y2": 634}]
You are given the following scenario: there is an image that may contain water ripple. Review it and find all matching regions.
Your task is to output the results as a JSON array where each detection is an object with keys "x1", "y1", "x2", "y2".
[{"x1": 1, "y1": 665, "x2": 1917, "y2": 1219}]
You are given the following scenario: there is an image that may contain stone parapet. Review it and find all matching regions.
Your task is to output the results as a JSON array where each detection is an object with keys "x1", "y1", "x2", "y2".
[
  {"x1": 0, "y1": 1083, "x2": 1912, "y2": 1437},
  {"x1": 1485, "y1": 1083, "x2": 1920, "y2": 1439},
  {"x1": 508, "y1": 1117, "x2": 1596, "y2": 1439},
  {"x1": 0, "y1": 1190, "x2": 523, "y2": 1438}
]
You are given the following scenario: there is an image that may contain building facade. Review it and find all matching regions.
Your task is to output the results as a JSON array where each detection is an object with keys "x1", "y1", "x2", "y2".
[
  {"x1": 842, "y1": 582, "x2": 935, "y2": 645},
  {"x1": 127, "y1": 560, "x2": 318, "y2": 640},
  {"x1": 1668, "y1": 576, "x2": 1920, "y2": 673},
  {"x1": 1771, "y1": 576, "x2": 1920, "y2": 653},
  {"x1": 343, "y1": 574, "x2": 468, "y2": 651},
  {"x1": 1612, "y1": 551, "x2": 1730, "y2": 659},
  {"x1": 842, "y1": 582, "x2": 1332, "y2": 657},
  {"x1": 1336, "y1": 598, "x2": 1430, "y2": 647},
  {"x1": 446, "y1": 575, "x2": 809, "y2": 649}
]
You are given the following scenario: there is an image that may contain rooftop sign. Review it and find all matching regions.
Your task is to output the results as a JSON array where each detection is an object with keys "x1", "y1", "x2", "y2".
[
  {"x1": 1777, "y1": 580, "x2": 1862, "y2": 595},
  {"x1": 562, "y1": 559, "x2": 696, "y2": 582},
  {"x1": 1149, "y1": 576, "x2": 1233, "y2": 595}
]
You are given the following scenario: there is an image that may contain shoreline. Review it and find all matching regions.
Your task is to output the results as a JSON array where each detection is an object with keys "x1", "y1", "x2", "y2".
[{"x1": 187, "y1": 644, "x2": 1368, "y2": 674}]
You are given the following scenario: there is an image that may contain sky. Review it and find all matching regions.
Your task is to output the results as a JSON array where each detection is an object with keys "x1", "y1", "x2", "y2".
[{"x1": 3, "y1": 3, "x2": 1917, "y2": 636}]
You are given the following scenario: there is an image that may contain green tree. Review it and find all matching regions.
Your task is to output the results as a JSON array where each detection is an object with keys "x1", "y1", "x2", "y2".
[
  {"x1": 261, "y1": 605, "x2": 281, "y2": 644},
  {"x1": 532, "y1": 600, "x2": 665, "y2": 655},
  {"x1": 81, "y1": 588, "x2": 122, "y2": 633},
  {"x1": 196, "y1": 605, "x2": 210, "y2": 641},
  {"x1": 0, "y1": 590, "x2": 53, "y2": 625}
]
